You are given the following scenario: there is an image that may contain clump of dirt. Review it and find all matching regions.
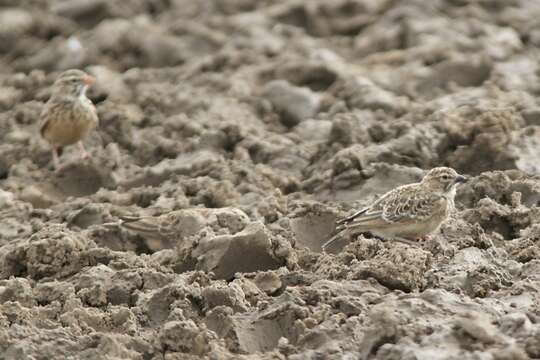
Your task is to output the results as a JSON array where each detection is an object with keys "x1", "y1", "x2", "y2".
[{"x1": 1, "y1": 0, "x2": 540, "y2": 358}]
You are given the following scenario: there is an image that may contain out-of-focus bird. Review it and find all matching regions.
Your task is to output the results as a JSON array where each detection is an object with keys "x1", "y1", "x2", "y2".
[
  {"x1": 323, "y1": 167, "x2": 467, "y2": 252},
  {"x1": 39, "y1": 69, "x2": 98, "y2": 170}
]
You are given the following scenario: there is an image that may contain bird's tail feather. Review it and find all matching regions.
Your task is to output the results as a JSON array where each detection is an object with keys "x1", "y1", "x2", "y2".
[
  {"x1": 322, "y1": 224, "x2": 371, "y2": 253},
  {"x1": 336, "y1": 207, "x2": 369, "y2": 225},
  {"x1": 321, "y1": 232, "x2": 342, "y2": 252},
  {"x1": 321, "y1": 227, "x2": 354, "y2": 253}
]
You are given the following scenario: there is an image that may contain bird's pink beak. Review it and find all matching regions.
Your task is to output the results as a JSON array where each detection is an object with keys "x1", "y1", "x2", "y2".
[{"x1": 83, "y1": 75, "x2": 95, "y2": 86}]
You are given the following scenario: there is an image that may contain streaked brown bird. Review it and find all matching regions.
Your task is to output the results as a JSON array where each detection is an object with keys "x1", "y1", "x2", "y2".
[
  {"x1": 323, "y1": 167, "x2": 467, "y2": 252},
  {"x1": 39, "y1": 69, "x2": 98, "y2": 170}
]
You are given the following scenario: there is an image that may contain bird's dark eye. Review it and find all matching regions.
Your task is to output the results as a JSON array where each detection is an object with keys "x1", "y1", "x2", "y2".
[{"x1": 442, "y1": 175, "x2": 450, "y2": 180}]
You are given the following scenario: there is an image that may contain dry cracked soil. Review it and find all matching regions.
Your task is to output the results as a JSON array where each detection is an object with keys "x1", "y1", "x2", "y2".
[{"x1": 1, "y1": 0, "x2": 540, "y2": 359}]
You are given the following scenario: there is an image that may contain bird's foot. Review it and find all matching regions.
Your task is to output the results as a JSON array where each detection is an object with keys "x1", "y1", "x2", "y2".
[
  {"x1": 414, "y1": 235, "x2": 432, "y2": 242},
  {"x1": 51, "y1": 147, "x2": 63, "y2": 172},
  {"x1": 54, "y1": 164, "x2": 65, "y2": 173},
  {"x1": 78, "y1": 141, "x2": 91, "y2": 161}
]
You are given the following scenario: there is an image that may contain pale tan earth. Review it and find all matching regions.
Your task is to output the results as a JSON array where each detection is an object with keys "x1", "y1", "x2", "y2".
[{"x1": 1, "y1": 1, "x2": 540, "y2": 359}]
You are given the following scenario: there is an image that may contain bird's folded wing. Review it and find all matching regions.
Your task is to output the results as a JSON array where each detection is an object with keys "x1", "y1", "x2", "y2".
[
  {"x1": 39, "y1": 107, "x2": 52, "y2": 136},
  {"x1": 382, "y1": 191, "x2": 442, "y2": 223},
  {"x1": 39, "y1": 97, "x2": 76, "y2": 135},
  {"x1": 345, "y1": 190, "x2": 442, "y2": 227},
  {"x1": 120, "y1": 214, "x2": 176, "y2": 239},
  {"x1": 39, "y1": 101, "x2": 65, "y2": 136}
]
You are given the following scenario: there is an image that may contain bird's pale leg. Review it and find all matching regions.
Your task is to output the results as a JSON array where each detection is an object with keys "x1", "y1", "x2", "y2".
[
  {"x1": 78, "y1": 141, "x2": 90, "y2": 160},
  {"x1": 52, "y1": 147, "x2": 61, "y2": 171}
]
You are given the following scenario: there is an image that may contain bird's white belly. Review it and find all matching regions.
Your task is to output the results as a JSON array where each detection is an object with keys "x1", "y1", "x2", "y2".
[
  {"x1": 372, "y1": 220, "x2": 439, "y2": 240},
  {"x1": 374, "y1": 207, "x2": 449, "y2": 240}
]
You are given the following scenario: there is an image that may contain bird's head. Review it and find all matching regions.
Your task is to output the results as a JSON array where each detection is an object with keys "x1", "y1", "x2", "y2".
[
  {"x1": 421, "y1": 167, "x2": 467, "y2": 194},
  {"x1": 53, "y1": 69, "x2": 94, "y2": 97}
]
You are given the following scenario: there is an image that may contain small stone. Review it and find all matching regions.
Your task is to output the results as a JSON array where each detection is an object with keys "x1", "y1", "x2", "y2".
[
  {"x1": 190, "y1": 222, "x2": 285, "y2": 280},
  {"x1": 262, "y1": 80, "x2": 320, "y2": 127},
  {"x1": 254, "y1": 271, "x2": 282, "y2": 295}
]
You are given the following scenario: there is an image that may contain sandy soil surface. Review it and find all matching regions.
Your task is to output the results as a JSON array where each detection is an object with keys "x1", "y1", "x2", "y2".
[{"x1": 1, "y1": 0, "x2": 540, "y2": 359}]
